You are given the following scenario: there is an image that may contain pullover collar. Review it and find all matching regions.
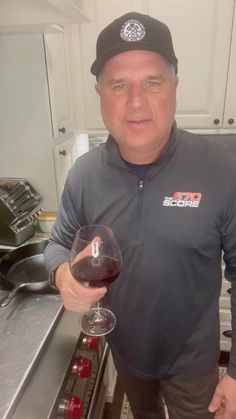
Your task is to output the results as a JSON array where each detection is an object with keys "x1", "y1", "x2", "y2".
[{"x1": 105, "y1": 121, "x2": 178, "y2": 178}]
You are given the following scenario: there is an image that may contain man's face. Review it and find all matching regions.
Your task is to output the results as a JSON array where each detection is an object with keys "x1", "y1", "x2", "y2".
[{"x1": 96, "y1": 50, "x2": 178, "y2": 163}]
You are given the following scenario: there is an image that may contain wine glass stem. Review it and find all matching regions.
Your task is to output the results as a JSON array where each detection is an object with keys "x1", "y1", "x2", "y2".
[
  {"x1": 92, "y1": 300, "x2": 106, "y2": 322},
  {"x1": 95, "y1": 300, "x2": 101, "y2": 315}
]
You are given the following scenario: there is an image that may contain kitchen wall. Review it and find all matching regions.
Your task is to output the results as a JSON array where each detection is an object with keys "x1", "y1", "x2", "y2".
[{"x1": 0, "y1": 33, "x2": 58, "y2": 210}]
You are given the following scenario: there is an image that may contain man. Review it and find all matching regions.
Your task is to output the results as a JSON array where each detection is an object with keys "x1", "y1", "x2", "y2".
[{"x1": 45, "y1": 12, "x2": 236, "y2": 418}]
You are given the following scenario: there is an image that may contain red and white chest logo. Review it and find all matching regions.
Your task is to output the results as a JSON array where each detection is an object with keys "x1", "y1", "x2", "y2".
[{"x1": 163, "y1": 192, "x2": 202, "y2": 208}]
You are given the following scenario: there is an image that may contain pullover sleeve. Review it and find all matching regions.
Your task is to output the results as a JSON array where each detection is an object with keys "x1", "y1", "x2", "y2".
[
  {"x1": 221, "y1": 172, "x2": 236, "y2": 378},
  {"x1": 44, "y1": 169, "x2": 82, "y2": 276},
  {"x1": 228, "y1": 284, "x2": 236, "y2": 378}
]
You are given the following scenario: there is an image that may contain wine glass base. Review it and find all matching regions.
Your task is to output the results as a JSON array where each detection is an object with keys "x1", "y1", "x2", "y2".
[{"x1": 80, "y1": 307, "x2": 116, "y2": 336}]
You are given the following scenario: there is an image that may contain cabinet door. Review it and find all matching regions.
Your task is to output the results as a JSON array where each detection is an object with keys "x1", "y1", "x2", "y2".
[
  {"x1": 0, "y1": 33, "x2": 58, "y2": 212},
  {"x1": 147, "y1": 0, "x2": 235, "y2": 129},
  {"x1": 80, "y1": 0, "x2": 235, "y2": 130},
  {"x1": 44, "y1": 27, "x2": 74, "y2": 139},
  {"x1": 223, "y1": 5, "x2": 236, "y2": 129},
  {"x1": 54, "y1": 137, "x2": 76, "y2": 199}
]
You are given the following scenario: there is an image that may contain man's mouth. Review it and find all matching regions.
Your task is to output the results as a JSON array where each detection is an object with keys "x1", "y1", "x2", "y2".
[{"x1": 127, "y1": 119, "x2": 151, "y2": 127}]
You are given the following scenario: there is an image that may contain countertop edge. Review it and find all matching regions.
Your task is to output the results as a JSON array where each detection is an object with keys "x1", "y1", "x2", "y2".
[{"x1": 9, "y1": 309, "x2": 81, "y2": 419}]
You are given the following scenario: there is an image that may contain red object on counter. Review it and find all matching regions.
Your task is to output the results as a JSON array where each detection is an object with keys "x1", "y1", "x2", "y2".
[
  {"x1": 66, "y1": 396, "x2": 84, "y2": 419},
  {"x1": 72, "y1": 356, "x2": 92, "y2": 378},
  {"x1": 82, "y1": 335, "x2": 100, "y2": 351}
]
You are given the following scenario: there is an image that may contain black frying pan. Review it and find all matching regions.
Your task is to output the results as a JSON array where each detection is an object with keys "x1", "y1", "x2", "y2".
[{"x1": 0, "y1": 240, "x2": 50, "y2": 308}]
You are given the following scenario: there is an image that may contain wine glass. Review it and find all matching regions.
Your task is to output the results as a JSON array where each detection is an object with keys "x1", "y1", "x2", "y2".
[{"x1": 69, "y1": 225, "x2": 122, "y2": 336}]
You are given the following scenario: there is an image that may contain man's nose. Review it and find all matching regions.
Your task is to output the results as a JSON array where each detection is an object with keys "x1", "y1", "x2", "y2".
[{"x1": 127, "y1": 84, "x2": 147, "y2": 108}]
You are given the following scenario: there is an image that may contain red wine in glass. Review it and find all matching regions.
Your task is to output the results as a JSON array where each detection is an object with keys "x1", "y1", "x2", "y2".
[
  {"x1": 70, "y1": 225, "x2": 122, "y2": 336},
  {"x1": 70, "y1": 255, "x2": 121, "y2": 288}
]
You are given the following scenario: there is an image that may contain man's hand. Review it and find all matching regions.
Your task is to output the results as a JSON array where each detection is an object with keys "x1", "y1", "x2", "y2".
[
  {"x1": 55, "y1": 261, "x2": 107, "y2": 313},
  {"x1": 208, "y1": 373, "x2": 236, "y2": 418}
]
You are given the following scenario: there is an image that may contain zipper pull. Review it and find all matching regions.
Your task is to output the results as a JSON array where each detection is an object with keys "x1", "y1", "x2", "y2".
[{"x1": 139, "y1": 180, "x2": 144, "y2": 191}]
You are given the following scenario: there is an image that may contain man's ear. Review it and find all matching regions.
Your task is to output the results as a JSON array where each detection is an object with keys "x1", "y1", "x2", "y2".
[{"x1": 95, "y1": 83, "x2": 101, "y2": 95}]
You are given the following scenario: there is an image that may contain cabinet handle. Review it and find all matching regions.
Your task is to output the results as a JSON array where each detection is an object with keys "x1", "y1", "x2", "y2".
[
  {"x1": 227, "y1": 288, "x2": 232, "y2": 295},
  {"x1": 213, "y1": 118, "x2": 220, "y2": 125},
  {"x1": 59, "y1": 149, "x2": 66, "y2": 156},
  {"x1": 222, "y1": 330, "x2": 232, "y2": 338},
  {"x1": 228, "y1": 118, "x2": 234, "y2": 125},
  {"x1": 59, "y1": 127, "x2": 66, "y2": 134}
]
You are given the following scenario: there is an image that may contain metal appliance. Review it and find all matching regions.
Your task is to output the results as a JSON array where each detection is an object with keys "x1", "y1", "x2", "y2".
[
  {"x1": 0, "y1": 245, "x2": 109, "y2": 419},
  {"x1": 52, "y1": 335, "x2": 109, "y2": 419},
  {"x1": 8, "y1": 309, "x2": 109, "y2": 419},
  {"x1": 0, "y1": 177, "x2": 43, "y2": 246}
]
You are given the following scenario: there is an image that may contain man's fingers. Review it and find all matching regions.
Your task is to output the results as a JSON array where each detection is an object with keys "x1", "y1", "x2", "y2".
[{"x1": 208, "y1": 386, "x2": 223, "y2": 413}]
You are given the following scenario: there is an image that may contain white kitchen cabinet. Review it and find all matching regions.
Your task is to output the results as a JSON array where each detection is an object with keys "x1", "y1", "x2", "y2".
[
  {"x1": 0, "y1": 27, "x2": 83, "y2": 211},
  {"x1": 0, "y1": 0, "x2": 89, "y2": 34},
  {"x1": 44, "y1": 27, "x2": 76, "y2": 139},
  {"x1": 53, "y1": 137, "x2": 76, "y2": 199},
  {"x1": 223, "y1": 4, "x2": 236, "y2": 129},
  {"x1": 44, "y1": 22, "x2": 89, "y2": 139},
  {"x1": 0, "y1": 33, "x2": 59, "y2": 211},
  {"x1": 79, "y1": 0, "x2": 236, "y2": 131},
  {"x1": 147, "y1": 0, "x2": 235, "y2": 130}
]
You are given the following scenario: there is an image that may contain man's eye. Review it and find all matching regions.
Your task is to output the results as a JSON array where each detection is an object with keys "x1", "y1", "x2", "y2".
[
  {"x1": 146, "y1": 80, "x2": 161, "y2": 90},
  {"x1": 112, "y1": 83, "x2": 127, "y2": 93}
]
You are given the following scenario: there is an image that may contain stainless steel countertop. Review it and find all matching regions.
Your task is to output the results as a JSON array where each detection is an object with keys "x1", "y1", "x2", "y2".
[{"x1": 0, "y1": 290, "x2": 63, "y2": 419}]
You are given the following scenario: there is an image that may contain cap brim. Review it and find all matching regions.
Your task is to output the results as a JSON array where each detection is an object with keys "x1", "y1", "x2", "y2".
[{"x1": 91, "y1": 42, "x2": 178, "y2": 76}]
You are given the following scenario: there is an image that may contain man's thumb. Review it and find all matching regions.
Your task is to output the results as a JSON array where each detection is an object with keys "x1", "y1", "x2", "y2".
[{"x1": 208, "y1": 387, "x2": 222, "y2": 413}]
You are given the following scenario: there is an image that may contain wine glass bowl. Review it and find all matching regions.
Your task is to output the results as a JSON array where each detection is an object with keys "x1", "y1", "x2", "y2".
[{"x1": 70, "y1": 225, "x2": 122, "y2": 336}]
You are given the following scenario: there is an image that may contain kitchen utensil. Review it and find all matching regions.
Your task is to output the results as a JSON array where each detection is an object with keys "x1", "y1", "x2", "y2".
[
  {"x1": 14, "y1": 208, "x2": 43, "y2": 230},
  {"x1": 3, "y1": 181, "x2": 25, "y2": 201},
  {"x1": 16, "y1": 197, "x2": 41, "y2": 215},
  {"x1": 8, "y1": 185, "x2": 30, "y2": 205},
  {"x1": 0, "y1": 240, "x2": 51, "y2": 307},
  {"x1": 2, "y1": 180, "x2": 42, "y2": 215},
  {"x1": 12, "y1": 193, "x2": 31, "y2": 209},
  {"x1": 0, "y1": 179, "x2": 43, "y2": 246}
]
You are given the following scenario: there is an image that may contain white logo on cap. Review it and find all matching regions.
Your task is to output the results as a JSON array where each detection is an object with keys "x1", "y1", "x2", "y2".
[{"x1": 120, "y1": 19, "x2": 145, "y2": 42}]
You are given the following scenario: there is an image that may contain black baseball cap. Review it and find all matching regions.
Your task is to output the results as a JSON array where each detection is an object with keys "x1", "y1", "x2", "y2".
[{"x1": 90, "y1": 12, "x2": 178, "y2": 77}]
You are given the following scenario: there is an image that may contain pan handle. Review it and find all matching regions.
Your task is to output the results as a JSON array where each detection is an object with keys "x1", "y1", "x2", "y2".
[{"x1": 0, "y1": 283, "x2": 28, "y2": 308}]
